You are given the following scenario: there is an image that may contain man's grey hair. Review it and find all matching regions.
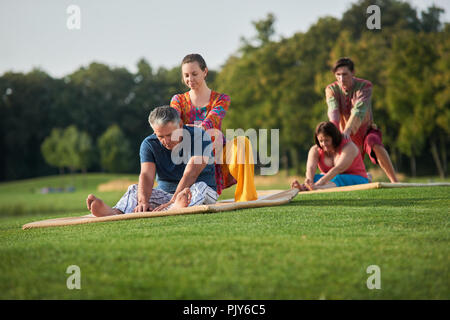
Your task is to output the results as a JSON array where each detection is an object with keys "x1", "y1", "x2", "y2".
[{"x1": 148, "y1": 105, "x2": 181, "y2": 127}]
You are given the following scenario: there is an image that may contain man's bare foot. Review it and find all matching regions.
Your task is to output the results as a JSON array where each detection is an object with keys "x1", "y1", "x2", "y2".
[
  {"x1": 171, "y1": 188, "x2": 192, "y2": 209},
  {"x1": 86, "y1": 194, "x2": 121, "y2": 217}
]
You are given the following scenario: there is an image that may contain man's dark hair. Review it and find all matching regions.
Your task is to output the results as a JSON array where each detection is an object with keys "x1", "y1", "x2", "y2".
[
  {"x1": 314, "y1": 121, "x2": 342, "y2": 149},
  {"x1": 332, "y1": 57, "x2": 354, "y2": 73}
]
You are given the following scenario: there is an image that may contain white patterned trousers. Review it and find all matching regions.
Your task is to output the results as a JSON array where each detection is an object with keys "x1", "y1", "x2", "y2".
[{"x1": 113, "y1": 182, "x2": 218, "y2": 214}]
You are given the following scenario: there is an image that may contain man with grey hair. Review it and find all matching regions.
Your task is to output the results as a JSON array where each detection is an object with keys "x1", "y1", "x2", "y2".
[{"x1": 86, "y1": 106, "x2": 218, "y2": 216}]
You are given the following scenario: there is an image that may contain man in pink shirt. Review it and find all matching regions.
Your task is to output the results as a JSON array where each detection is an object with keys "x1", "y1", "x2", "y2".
[{"x1": 325, "y1": 57, "x2": 398, "y2": 183}]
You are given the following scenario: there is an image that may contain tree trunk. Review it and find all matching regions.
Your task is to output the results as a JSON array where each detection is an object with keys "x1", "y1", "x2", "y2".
[
  {"x1": 410, "y1": 153, "x2": 416, "y2": 177},
  {"x1": 430, "y1": 139, "x2": 445, "y2": 179},
  {"x1": 395, "y1": 147, "x2": 402, "y2": 173},
  {"x1": 440, "y1": 134, "x2": 447, "y2": 177},
  {"x1": 281, "y1": 151, "x2": 288, "y2": 177},
  {"x1": 289, "y1": 148, "x2": 300, "y2": 175},
  {"x1": 391, "y1": 146, "x2": 398, "y2": 172}
]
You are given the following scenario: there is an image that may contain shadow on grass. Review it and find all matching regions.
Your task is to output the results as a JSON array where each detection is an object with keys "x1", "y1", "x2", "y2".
[{"x1": 290, "y1": 197, "x2": 444, "y2": 208}]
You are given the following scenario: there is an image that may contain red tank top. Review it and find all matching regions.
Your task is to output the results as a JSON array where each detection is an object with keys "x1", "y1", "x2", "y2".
[{"x1": 317, "y1": 138, "x2": 368, "y2": 178}]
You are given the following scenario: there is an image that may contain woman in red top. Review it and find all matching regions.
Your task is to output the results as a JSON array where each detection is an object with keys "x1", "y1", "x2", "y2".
[{"x1": 292, "y1": 121, "x2": 369, "y2": 191}]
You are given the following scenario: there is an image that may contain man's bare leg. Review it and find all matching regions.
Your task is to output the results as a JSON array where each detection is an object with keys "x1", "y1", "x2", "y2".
[
  {"x1": 86, "y1": 194, "x2": 123, "y2": 217},
  {"x1": 171, "y1": 188, "x2": 192, "y2": 209},
  {"x1": 372, "y1": 144, "x2": 398, "y2": 183}
]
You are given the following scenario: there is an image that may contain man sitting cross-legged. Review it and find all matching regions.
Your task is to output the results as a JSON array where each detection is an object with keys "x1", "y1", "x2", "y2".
[{"x1": 86, "y1": 106, "x2": 218, "y2": 217}]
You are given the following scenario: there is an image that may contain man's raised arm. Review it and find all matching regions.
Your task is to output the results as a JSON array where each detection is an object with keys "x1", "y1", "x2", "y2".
[
  {"x1": 343, "y1": 82, "x2": 372, "y2": 137},
  {"x1": 326, "y1": 86, "x2": 341, "y2": 130}
]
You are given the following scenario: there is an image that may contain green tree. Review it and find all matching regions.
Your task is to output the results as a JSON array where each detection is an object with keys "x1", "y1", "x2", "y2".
[
  {"x1": 41, "y1": 126, "x2": 94, "y2": 180},
  {"x1": 430, "y1": 25, "x2": 450, "y2": 177},
  {"x1": 97, "y1": 125, "x2": 133, "y2": 173},
  {"x1": 0, "y1": 69, "x2": 62, "y2": 180},
  {"x1": 59, "y1": 125, "x2": 82, "y2": 173},
  {"x1": 341, "y1": 0, "x2": 421, "y2": 39},
  {"x1": 253, "y1": 13, "x2": 276, "y2": 46},
  {"x1": 239, "y1": 13, "x2": 276, "y2": 53},
  {"x1": 217, "y1": 16, "x2": 341, "y2": 174},
  {"x1": 76, "y1": 130, "x2": 94, "y2": 174},
  {"x1": 41, "y1": 128, "x2": 65, "y2": 175},
  {"x1": 386, "y1": 31, "x2": 441, "y2": 176},
  {"x1": 420, "y1": 5, "x2": 445, "y2": 32}
]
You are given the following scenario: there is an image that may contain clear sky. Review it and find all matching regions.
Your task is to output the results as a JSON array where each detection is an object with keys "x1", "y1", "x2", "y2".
[{"x1": 1, "y1": 0, "x2": 448, "y2": 77}]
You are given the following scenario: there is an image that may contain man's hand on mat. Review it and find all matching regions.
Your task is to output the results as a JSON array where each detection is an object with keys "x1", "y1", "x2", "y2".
[{"x1": 134, "y1": 202, "x2": 152, "y2": 213}]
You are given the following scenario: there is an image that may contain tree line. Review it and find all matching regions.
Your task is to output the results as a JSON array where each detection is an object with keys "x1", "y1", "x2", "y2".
[
  {"x1": 0, "y1": 60, "x2": 192, "y2": 180},
  {"x1": 0, "y1": 0, "x2": 448, "y2": 181},
  {"x1": 41, "y1": 125, "x2": 133, "y2": 175},
  {"x1": 216, "y1": 0, "x2": 449, "y2": 178}
]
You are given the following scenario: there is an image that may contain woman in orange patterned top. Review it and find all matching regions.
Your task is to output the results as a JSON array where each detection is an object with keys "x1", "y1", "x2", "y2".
[
  {"x1": 170, "y1": 54, "x2": 257, "y2": 201},
  {"x1": 170, "y1": 54, "x2": 229, "y2": 134}
]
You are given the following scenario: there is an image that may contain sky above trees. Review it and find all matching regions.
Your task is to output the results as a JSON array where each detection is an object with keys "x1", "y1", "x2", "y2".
[{"x1": 1, "y1": 0, "x2": 449, "y2": 77}]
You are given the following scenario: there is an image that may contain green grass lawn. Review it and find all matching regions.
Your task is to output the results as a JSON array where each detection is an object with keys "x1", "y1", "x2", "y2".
[{"x1": 0, "y1": 174, "x2": 449, "y2": 299}]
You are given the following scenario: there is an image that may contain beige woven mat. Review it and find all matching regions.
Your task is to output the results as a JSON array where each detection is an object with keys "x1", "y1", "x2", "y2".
[
  {"x1": 22, "y1": 182, "x2": 449, "y2": 230},
  {"x1": 22, "y1": 189, "x2": 299, "y2": 230}
]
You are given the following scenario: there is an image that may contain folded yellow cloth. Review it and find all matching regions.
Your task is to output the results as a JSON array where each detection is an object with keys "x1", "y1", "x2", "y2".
[{"x1": 224, "y1": 136, "x2": 258, "y2": 202}]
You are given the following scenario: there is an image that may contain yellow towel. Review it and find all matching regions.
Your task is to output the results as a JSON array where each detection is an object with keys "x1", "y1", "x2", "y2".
[{"x1": 224, "y1": 136, "x2": 258, "y2": 202}]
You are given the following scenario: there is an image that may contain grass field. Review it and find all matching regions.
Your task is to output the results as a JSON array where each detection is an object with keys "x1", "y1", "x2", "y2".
[{"x1": 0, "y1": 174, "x2": 449, "y2": 299}]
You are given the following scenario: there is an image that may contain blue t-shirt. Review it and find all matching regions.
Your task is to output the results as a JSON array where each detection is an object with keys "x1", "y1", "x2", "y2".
[{"x1": 139, "y1": 125, "x2": 216, "y2": 194}]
